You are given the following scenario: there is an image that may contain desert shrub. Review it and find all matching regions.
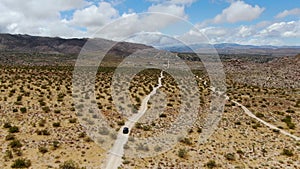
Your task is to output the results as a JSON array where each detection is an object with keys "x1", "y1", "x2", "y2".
[
  {"x1": 179, "y1": 137, "x2": 192, "y2": 145},
  {"x1": 10, "y1": 139, "x2": 22, "y2": 148},
  {"x1": 286, "y1": 109, "x2": 295, "y2": 113},
  {"x1": 20, "y1": 107, "x2": 27, "y2": 113},
  {"x1": 59, "y1": 160, "x2": 79, "y2": 169},
  {"x1": 52, "y1": 140, "x2": 60, "y2": 149},
  {"x1": 3, "y1": 122, "x2": 12, "y2": 128},
  {"x1": 159, "y1": 113, "x2": 167, "y2": 118},
  {"x1": 38, "y1": 119, "x2": 46, "y2": 127},
  {"x1": 281, "y1": 116, "x2": 295, "y2": 129},
  {"x1": 14, "y1": 148, "x2": 23, "y2": 156},
  {"x1": 123, "y1": 160, "x2": 130, "y2": 164},
  {"x1": 224, "y1": 153, "x2": 235, "y2": 161},
  {"x1": 255, "y1": 112, "x2": 264, "y2": 118},
  {"x1": 5, "y1": 134, "x2": 15, "y2": 141},
  {"x1": 154, "y1": 145, "x2": 162, "y2": 152},
  {"x1": 135, "y1": 123, "x2": 142, "y2": 129},
  {"x1": 4, "y1": 150, "x2": 13, "y2": 160},
  {"x1": 9, "y1": 126, "x2": 19, "y2": 133},
  {"x1": 42, "y1": 106, "x2": 50, "y2": 113},
  {"x1": 252, "y1": 123, "x2": 261, "y2": 129},
  {"x1": 234, "y1": 121, "x2": 241, "y2": 125},
  {"x1": 11, "y1": 158, "x2": 31, "y2": 168},
  {"x1": 36, "y1": 129, "x2": 50, "y2": 135},
  {"x1": 78, "y1": 132, "x2": 86, "y2": 138},
  {"x1": 38, "y1": 146, "x2": 48, "y2": 154},
  {"x1": 143, "y1": 125, "x2": 151, "y2": 131},
  {"x1": 205, "y1": 160, "x2": 217, "y2": 168},
  {"x1": 54, "y1": 109, "x2": 61, "y2": 114},
  {"x1": 282, "y1": 148, "x2": 293, "y2": 157},
  {"x1": 197, "y1": 127, "x2": 202, "y2": 133},
  {"x1": 83, "y1": 137, "x2": 92, "y2": 142},
  {"x1": 52, "y1": 122, "x2": 60, "y2": 127},
  {"x1": 178, "y1": 148, "x2": 188, "y2": 158},
  {"x1": 117, "y1": 120, "x2": 125, "y2": 126},
  {"x1": 69, "y1": 118, "x2": 77, "y2": 123}
]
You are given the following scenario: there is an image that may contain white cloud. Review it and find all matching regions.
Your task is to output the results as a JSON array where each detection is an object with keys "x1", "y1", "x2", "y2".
[
  {"x1": 94, "y1": 12, "x2": 187, "y2": 41},
  {"x1": 258, "y1": 21, "x2": 300, "y2": 38},
  {"x1": 213, "y1": 1, "x2": 265, "y2": 23},
  {"x1": 275, "y1": 8, "x2": 300, "y2": 19},
  {"x1": 0, "y1": 0, "x2": 89, "y2": 37},
  {"x1": 0, "y1": 0, "x2": 191, "y2": 41},
  {"x1": 147, "y1": 0, "x2": 197, "y2": 5},
  {"x1": 185, "y1": 20, "x2": 300, "y2": 45},
  {"x1": 67, "y1": 2, "x2": 119, "y2": 30},
  {"x1": 61, "y1": 2, "x2": 188, "y2": 39},
  {"x1": 148, "y1": 4, "x2": 186, "y2": 18}
]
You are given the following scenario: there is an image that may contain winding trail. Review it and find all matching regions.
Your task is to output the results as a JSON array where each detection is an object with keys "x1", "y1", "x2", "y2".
[
  {"x1": 104, "y1": 71, "x2": 164, "y2": 169},
  {"x1": 232, "y1": 100, "x2": 300, "y2": 141}
]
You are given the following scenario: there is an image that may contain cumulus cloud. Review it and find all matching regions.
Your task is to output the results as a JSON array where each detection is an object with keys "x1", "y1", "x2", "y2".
[
  {"x1": 147, "y1": 0, "x2": 197, "y2": 5},
  {"x1": 148, "y1": 4, "x2": 186, "y2": 18},
  {"x1": 275, "y1": 8, "x2": 300, "y2": 19},
  {"x1": 187, "y1": 20, "x2": 300, "y2": 45},
  {"x1": 67, "y1": 2, "x2": 119, "y2": 30},
  {"x1": 80, "y1": 3, "x2": 189, "y2": 40},
  {"x1": 212, "y1": 1, "x2": 265, "y2": 23},
  {"x1": 0, "y1": 0, "x2": 89, "y2": 37},
  {"x1": 94, "y1": 12, "x2": 187, "y2": 40},
  {"x1": 259, "y1": 21, "x2": 300, "y2": 38}
]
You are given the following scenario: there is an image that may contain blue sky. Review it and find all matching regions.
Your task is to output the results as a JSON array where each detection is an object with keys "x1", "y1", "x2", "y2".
[{"x1": 0, "y1": 0, "x2": 299, "y2": 45}]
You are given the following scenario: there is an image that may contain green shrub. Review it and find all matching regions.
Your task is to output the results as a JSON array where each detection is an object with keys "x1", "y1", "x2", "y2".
[
  {"x1": 282, "y1": 148, "x2": 293, "y2": 157},
  {"x1": 143, "y1": 125, "x2": 151, "y2": 131},
  {"x1": 178, "y1": 148, "x2": 188, "y2": 158},
  {"x1": 5, "y1": 134, "x2": 15, "y2": 141},
  {"x1": 281, "y1": 116, "x2": 296, "y2": 129},
  {"x1": 52, "y1": 140, "x2": 60, "y2": 149},
  {"x1": 20, "y1": 107, "x2": 27, "y2": 113},
  {"x1": 117, "y1": 120, "x2": 125, "y2": 126},
  {"x1": 52, "y1": 122, "x2": 60, "y2": 127},
  {"x1": 179, "y1": 137, "x2": 192, "y2": 145},
  {"x1": 59, "y1": 160, "x2": 79, "y2": 169},
  {"x1": 38, "y1": 146, "x2": 48, "y2": 154},
  {"x1": 205, "y1": 160, "x2": 217, "y2": 168},
  {"x1": 11, "y1": 158, "x2": 31, "y2": 168},
  {"x1": 9, "y1": 126, "x2": 19, "y2": 133},
  {"x1": 36, "y1": 129, "x2": 50, "y2": 135},
  {"x1": 9, "y1": 139, "x2": 22, "y2": 148},
  {"x1": 255, "y1": 112, "x2": 264, "y2": 118},
  {"x1": 54, "y1": 110, "x2": 61, "y2": 114},
  {"x1": 286, "y1": 109, "x2": 295, "y2": 113},
  {"x1": 69, "y1": 118, "x2": 77, "y2": 123},
  {"x1": 4, "y1": 150, "x2": 13, "y2": 160},
  {"x1": 224, "y1": 153, "x2": 235, "y2": 161},
  {"x1": 3, "y1": 122, "x2": 12, "y2": 128},
  {"x1": 38, "y1": 119, "x2": 46, "y2": 127},
  {"x1": 123, "y1": 160, "x2": 130, "y2": 164}
]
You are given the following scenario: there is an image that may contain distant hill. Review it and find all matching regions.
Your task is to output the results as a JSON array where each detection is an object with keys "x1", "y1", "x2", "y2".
[
  {"x1": 0, "y1": 33, "x2": 153, "y2": 55},
  {"x1": 0, "y1": 33, "x2": 87, "y2": 54},
  {"x1": 158, "y1": 43, "x2": 300, "y2": 56},
  {"x1": 0, "y1": 33, "x2": 153, "y2": 66}
]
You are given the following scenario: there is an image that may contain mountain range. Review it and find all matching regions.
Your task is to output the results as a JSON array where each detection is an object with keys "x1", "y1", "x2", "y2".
[
  {"x1": 0, "y1": 33, "x2": 299, "y2": 57},
  {"x1": 158, "y1": 43, "x2": 300, "y2": 56}
]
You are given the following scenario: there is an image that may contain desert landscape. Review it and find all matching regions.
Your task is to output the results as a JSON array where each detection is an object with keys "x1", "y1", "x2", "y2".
[{"x1": 0, "y1": 33, "x2": 299, "y2": 169}]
